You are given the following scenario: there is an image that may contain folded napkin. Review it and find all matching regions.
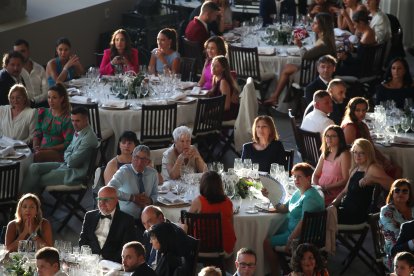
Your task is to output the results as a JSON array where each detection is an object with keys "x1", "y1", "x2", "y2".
[
  {"x1": 103, "y1": 100, "x2": 127, "y2": 108},
  {"x1": 143, "y1": 100, "x2": 168, "y2": 106},
  {"x1": 191, "y1": 86, "x2": 201, "y2": 95},
  {"x1": 170, "y1": 92, "x2": 187, "y2": 101},
  {"x1": 67, "y1": 87, "x2": 81, "y2": 96},
  {"x1": 71, "y1": 95, "x2": 92, "y2": 103},
  {"x1": 334, "y1": 28, "x2": 352, "y2": 37},
  {"x1": 99, "y1": 260, "x2": 122, "y2": 271},
  {"x1": 162, "y1": 192, "x2": 184, "y2": 204},
  {"x1": 179, "y1": 81, "x2": 197, "y2": 90},
  {"x1": 258, "y1": 47, "x2": 276, "y2": 55},
  {"x1": 0, "y1": 146, "x2": 15, "y2": 157},
  {"x1": 394, "y1": 135, "x2": 414, "y2": 144},
  {"x1": 0, "y1": 136, "x2": 26, "y2": 147},
  {"x1": 286, "y1": 47, "x2": 300, "y2": 56},
  {"x1": 68, "y1": 78, "x2": 89, "y2": 86},
  {"x1": 223, "y1": 32, "x2": 235, "y2": 40}
]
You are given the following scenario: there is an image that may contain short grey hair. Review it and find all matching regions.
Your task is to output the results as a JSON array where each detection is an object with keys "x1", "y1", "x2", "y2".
[
  {"x1": 133, "y1": 145, "x2": 151, "y2": 158},
  {"x1": 173, "y1": 126, "x2": 192, "y2": 142}
]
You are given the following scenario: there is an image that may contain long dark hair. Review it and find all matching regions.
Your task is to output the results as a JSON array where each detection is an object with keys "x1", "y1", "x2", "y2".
[
  {"x1": 109, "y1": 29, "x2": 133, "y2": 61},
  {"x1": 383, "y1": 57, "x2": 413, "y2": 87},
  {"x1": 321, "y1": 125, "x2": 348, "y2": 159},
  {"x1": 315, "y1": 13, "x2": 335, "y2": 53},
  {"x1": 48, "y1": 83, "x2": 71, "y2": 114},
  {"x1": 199, "y1": 171, "x2": 226, "y2": 204},
  {"x1": 212, "y1": 55, "x2": 239, "y2": 96},
  {"x1": 148, "y1": 222, "x2": 178, "y2": 254},
  {"x1": 204, "y1": 36, "x2": 227, "y2": 62},
  {"x1": 342, "y1": 97, "x2": 370, "y2": 139}
]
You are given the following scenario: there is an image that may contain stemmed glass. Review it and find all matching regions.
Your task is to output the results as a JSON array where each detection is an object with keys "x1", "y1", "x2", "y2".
[
  {"x1": 411, "y1": 118, "x2": 414, "y2": 132},
  {"x1": 400, "y1": 117, "x2": 411, "y2": 133}
]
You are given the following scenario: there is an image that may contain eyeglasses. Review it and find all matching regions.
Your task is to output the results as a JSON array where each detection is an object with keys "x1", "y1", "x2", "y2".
[
  {"x1": 238, "y1": 262, "x2": 256, "y2": 268},
  {"x1": 352, "y1": 151, "x2": 365, "y2": 156},
  {"x1": 96, "y1": 197, "x2": 115, "y2": 203},
  {"x1": 394, "y1": 188, "x2": 409, "y2": 194}
]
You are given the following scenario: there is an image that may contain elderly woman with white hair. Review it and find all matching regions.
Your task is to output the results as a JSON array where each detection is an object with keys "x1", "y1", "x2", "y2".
[{"x1": 161, "y1": 126, "x2": 207, "y2": 180}]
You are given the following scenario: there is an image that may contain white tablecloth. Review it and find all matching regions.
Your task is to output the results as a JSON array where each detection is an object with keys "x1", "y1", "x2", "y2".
[
  {"x1": 160, "y1": 198, "x2": 286, "y2": 276},
  {"x1": 380, "y1": 0, "x2": 414, "y2": 47}
]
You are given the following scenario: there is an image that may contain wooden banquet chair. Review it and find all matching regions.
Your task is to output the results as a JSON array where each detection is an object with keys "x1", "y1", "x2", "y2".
[
  {"x1": 182, "y1": 36, "x2": 204, "y2": 74},
  {"x1": 368, "y1": 213, "x2": 388, "y2": 276},
  {"x1": 181, "y1": 210, "x2": 225, "y2": 273},
  {"x1": 0, "y1": 162, "x2": 20, "y2": 222},
  {"x1": 283, "y1": 149, "x2": 295, "y2": 177},
  {"x1": 138, "y1": 103, "x2": 177, "y2": 150},
  {"x1": 179, "y1": 57, "x2": 196, "y2": 81}
]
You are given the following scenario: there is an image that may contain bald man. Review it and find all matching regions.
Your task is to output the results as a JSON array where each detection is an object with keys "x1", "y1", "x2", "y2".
[{"x1": 79, "y1": 186, "x2": 136, "y2": 263}]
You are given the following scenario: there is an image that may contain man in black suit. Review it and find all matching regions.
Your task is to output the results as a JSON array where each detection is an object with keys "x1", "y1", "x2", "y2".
[
  {"x1": 234, "y1": 248, "x2": 257, "y2": 276},
  {"x1": 122, "y1": 241, "x2": 156, "y2": 276},
  {"x1": 304, "y1": 55, "x2": 337, "y2": 105},
  {"x1": 0, "y1": 51, "x2": 25, "y2": 105},
  {"x1": 79, "y1": 186, "x2": 136, "y2": 263},
  {"x1": 392, "y1": 220, "x2": 414, "y2": 256}
]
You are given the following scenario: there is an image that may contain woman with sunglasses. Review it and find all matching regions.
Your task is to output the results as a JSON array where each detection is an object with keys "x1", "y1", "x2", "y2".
[{"x1": 380, "y1": 179, "x2": 414, "y2": 270}]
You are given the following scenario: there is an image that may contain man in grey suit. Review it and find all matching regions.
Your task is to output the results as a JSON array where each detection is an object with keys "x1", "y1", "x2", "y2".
[
  {"x1": 21, "y1": 106, "x2": 99, "y2": 195},
  {"x1": 234, "y1": 248, "x2": 257, "y2": 276}
]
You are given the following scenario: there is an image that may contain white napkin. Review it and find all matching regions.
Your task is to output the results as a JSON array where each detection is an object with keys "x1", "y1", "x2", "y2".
[
  {"x1": 143, "y1": 100, "x2": 168, "y2": 106},
  {"x1": 99, "y1": 260, "x2": 122, "y2": 271},
  {"x1": 103, "y1": 100, "x2": 127, "y2": 108},
  {"x1": 162, "y1": 192, "x2": 184, "y2": 204},
  {"x1": 0, "y1": 136, "x2": 26, "y2": 147},
  {"x1": 258, "y1": 47, "x2": 276, "y2": 55},
  {"x1": 179, "y1": 81, "x2": 197, "y2": 90},
  {"x1": 348, "y1": 35, "x2": 359, "y2": 44},
  {"x1": 394, "y1": 135, "x2": 414, "y2": 144},
  {"x1": 0, "y1": 146, "x2": 15, "y2": 157},
  {"x1": 334, "y1": 28, "x2": 352, "y2": 37},
  {"x1": 71, "y1": 95, "x2": 92, "y2": 103},
  {"x1": 287, "y1": 47, "x2": 300, "y2": 56},
  {"x1": 67, "y1": 87, "x2": 81, "y2": 96},
  {"x1": 190, "y1": 86, "x2": 201, "y2": 95},
  {"x1": 170, "y1": 92, "x2": 187, "y2": 101},
  {"x1": 223, "y1": 32, "x2": 235, "y2": 40}
]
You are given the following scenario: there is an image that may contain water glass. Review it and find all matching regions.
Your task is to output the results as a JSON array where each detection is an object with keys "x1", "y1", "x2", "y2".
[
  {"x1": 18, "y1": 240, "x2": 27, "y2": 254},
  {"x1": 270, "y1": 163, "x2": 278, "y2": 178},
  {"x1": 243, "y1": 159, "x2": 252, "y2": 170},
  {"x1": 81, "y1": 245, "x2": 92, "y2": 256},
  {"x1": 217, "y1": 162, "x2": 224, "y2": 174},
  {"x1": 234, "y1": 158, "x2": 243, "y2": 173}
]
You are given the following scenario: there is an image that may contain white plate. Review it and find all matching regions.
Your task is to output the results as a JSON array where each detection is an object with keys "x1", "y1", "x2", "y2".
[
  {"x1": 246, "y1": 209, "x2": 259, "y2": 214},
  {"x1": 0, "y1": 159, "x2": 13, "y2": 165}
]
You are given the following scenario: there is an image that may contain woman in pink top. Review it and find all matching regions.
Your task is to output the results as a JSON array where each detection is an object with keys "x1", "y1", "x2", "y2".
[
  {"x1": 313, "y1": 125, "x2": 351, "y2": 205},
  {"x1": 189, "y1": 171, "x2": 236, "y2": 255},
  {"x1": 198, "y1": 36, "x2": 227, "y2": 90}
]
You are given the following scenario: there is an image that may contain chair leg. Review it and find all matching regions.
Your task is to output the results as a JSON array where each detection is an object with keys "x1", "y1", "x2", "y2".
[{"x1": 338, "y1": 228, "x2": 371, "y2": 275}]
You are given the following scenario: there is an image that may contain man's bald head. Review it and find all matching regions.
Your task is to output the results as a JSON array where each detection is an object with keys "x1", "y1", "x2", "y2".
[{"x1": 141, "y1": 205, "x2": 165, "y2": 230}]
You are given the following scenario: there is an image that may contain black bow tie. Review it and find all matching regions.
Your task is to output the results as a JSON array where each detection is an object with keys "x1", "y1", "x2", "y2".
[{"x1": 100, "y1": 214, "x2": 112, "y2": 220}]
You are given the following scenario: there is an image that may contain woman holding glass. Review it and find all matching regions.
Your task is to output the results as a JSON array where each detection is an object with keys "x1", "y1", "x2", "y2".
[
  {"x1": 189, "y1": 171, "x2": 236, "y2": 256},
  {"x1": 380, "y1": 179, "x2": 414, "y2": 269},
  {"x1": 5, "y1": 193, "x2": 53, "y2": 252},
  {"x1": 32, "y1": 83, "x2": 74, "y2": 163},
  {"x1": 313, "y1": 125, "x2": 351, "y2": 206},
  {"x1": 148, "y1": 28, "x2": 180, "y2": 75},
  {"x1": 198, "y1": 36, "x2": 227, "y2": 90},
  {"x1": 263, "y1": 12, "x2": 336, "y2": 106},
  {"x1": 241, "y1": 115, "x2": 285, "y2": 173},
  {"x1": 263, "y1": 163, "x2": 325, "y2": 276},
  {"x1": 46, "y1": 37, "x2": 84, "y2": 87},
  {"x1": 331, "y1": 138, "x2": 393, "y2": 224},
  {"x1": 99, "y1": 29, "x2": 139, "y2": 75}
]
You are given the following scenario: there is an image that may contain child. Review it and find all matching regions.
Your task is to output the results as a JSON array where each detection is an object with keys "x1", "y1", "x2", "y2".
[{"x1": 391, "y1": 252, "x2": 414, "y2": 276}]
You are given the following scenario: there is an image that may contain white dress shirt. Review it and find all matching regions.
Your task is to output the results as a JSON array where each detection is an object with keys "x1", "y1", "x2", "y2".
[
  {"x1": 21, "y1": 60, "x2": 48, "y2": 103},
  {"x1": 301, "y1": 108, "x2": 334, "y2": 136},
  {"x1": 370, "y1": 10, "x2": 391, "y2": 44},
  {"x1": 94, "y1": 209, "x2": 116, "y2": 249}
]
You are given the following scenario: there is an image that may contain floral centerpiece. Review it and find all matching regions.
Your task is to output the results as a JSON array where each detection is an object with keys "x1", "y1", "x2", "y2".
[
  {"x1": 236, "y1": 178, "x2": 262, "y2": 199},
  {"x1": 122, "y1": 71, "x2": 146, "y2": 99},
  {"x1": 3, "y1": 254, "x2": 35, "y2": 276}
]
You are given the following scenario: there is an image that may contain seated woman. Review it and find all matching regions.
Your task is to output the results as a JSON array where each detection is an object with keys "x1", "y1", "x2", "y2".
[
  {"x1": 99, "y1": 29, "x2": 139, "y2": 75},
  {"x1": 335, "y1": 10, "x2": 376, "y2": 77},
  {"x1": 5, "y1": 193, "x2": 53, "y2": 252},
  {"x1": 241, "y1": 115, "x2": 286, "y2": 173},
  {"x1": 334, "y1": 0, "x2": 366, "y2": 33},
  {"x1": 0, "y1": 84, "x2": 35, "y2": 143},
  {"x1": 161, "y1": 126, "x2": 207, "y2": 181},
  {"x1": 46, "y1": 37, "x2": 84, "y2": 87},
  {"x1": 390, "y1": 252, "x2": 414, "y2": 276},
  {"x1": 198, "y1": 36, "x2": 227, "y2": 90},
  {"x1": 189, "y1": 171, "x2": 236, "y2": 256},
  {"x1": 33, "y1": 83, "x2": 74, "y2": 163},
  {"x1": 308, "y1": 0, "x2": 338, "y2": 19},
  {"x1": 148, "y1": 28, "x2": 180, "y2": 75},
  {"x1": 313, "y1": 125, "x2": 351, "y2": 206},
  {"x1": 376, "y1": 57, "x2": 414, "y2": 109},
  {"x1": 341, "y1": 97, "x2": 401, "y2": 178},
  {"x1": 148, "y1": 222, "x2": 182, "y2": 276},
  {"x1": 331, "y1": 138, "x2": 393, "y2": 224},
  {"x1": 263, "y1": 163, "x2": 325, "y2": 276},
  {"x1": 209, "y1": 55, "x2": 239, "y2": 121},
  {"x1": 289, "y1": 243, "x2": 329, "y2": 276},
  {"x1": 104, "y1": 131, "x2": 140, "y2": 184},
  {"x1": 380, "y1": 179, "x2": 414, "y2": 270},
  {"x1": 264, "y1": 13, "x2": 336, "y2": 106}
]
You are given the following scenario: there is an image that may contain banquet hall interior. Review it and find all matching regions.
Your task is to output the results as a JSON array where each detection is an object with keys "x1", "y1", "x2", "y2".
[{"x1": 1, "y1": 0, "x2": 414, "y2": 275}]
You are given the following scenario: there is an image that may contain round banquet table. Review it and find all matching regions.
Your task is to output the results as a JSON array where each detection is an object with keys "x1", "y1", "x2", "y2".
[
  {"x1": 159, "y1": 198, "x2": 286, "y2": 276},
  {"x1": 376, "y1": 142, "x2": 414, "y2": 182}
]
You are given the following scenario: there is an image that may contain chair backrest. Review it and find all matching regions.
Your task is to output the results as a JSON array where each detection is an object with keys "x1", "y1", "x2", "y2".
[
  {"x1": 84, "y1": 142, "x2": 101, "y2": 186},
  {"x1": 184, "y1": 235, "x2": 200, "y2": 276},
  {"x1": 192, "y1": 95, "x2": 225, "y2": 137},
  {"x1": 228, "y1": 45, "x2": 261, "y2": 82},
  {"x1": 0, "y1": 162, "x2": 20, "y2": 204},
  {"x1": 368, "y1": 213, "x2": 386, "y2": 262},
  {"x1": 300, "y1": 210, "x2": 327, "y2": 248},
  {"x1": 288, "y1": 109, "x2": 305, "y2": 156},
  {"x1": 71, "y1": 102, "x2": 102, "y2": 140},
  {"x1": 283, "y1": 149, "x2": 295, "y2": 176},
  {"x1": 299, "y1": 58, "x2": 319, "y2": 88},
  {"x1": 182, "y1": 36, "x2": 204, "y2": 73},
  {"x1": 386, "y1": 13, "x2": 405, "y2": 61},
  {"x1": 141, "y1": 103, "x2": 177, "y2": 148},
  {"x1": 180, "y1": 57, "x2": 196, "y2": 81},
  {"x1": 358, "y1": 43, "x2": 387, "y2": 78},
  {"x1": 298, "y1": 128, "x2": 322, "y2": 167},
  {"x1": 180, "y1": 210, "x2": 224, "y2": 254}
]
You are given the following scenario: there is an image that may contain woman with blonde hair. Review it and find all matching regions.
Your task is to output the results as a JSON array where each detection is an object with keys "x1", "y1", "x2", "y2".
[
  {"x1": 331, "y1": 138, "x2": 393, "y2": 224},
  {"x1": 5, "y1": 193, "x2": 53, "y2": 252},
  {"x1": 241, "y1": 115, "x2": 286, "y2": 173}
]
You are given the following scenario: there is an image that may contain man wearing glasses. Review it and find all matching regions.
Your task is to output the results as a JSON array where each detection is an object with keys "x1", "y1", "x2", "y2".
[
  {"x1": 79, "y1": 186, "x2": 136, "y2": 263},
  {"x1": 234, "y1": 248, "x2": 257, "y2": 276},
  {"x1": 108, "y1": 145, "x2": 159, "y2": 236}
]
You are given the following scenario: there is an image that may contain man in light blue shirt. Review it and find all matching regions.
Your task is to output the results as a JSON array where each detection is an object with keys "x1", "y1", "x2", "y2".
[{"x1": 108, "y1": 145, "x2": 158, "y2": 221}]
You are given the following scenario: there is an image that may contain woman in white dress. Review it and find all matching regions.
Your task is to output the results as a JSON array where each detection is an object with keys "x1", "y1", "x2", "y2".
[{"x1": 0, "y1": 84, "x2": 35, "y2": 143}]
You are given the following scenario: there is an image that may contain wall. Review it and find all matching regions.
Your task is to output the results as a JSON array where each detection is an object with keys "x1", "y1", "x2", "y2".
[{"x1": 0, "y1": 0, "x2": 136, "y2": 67}]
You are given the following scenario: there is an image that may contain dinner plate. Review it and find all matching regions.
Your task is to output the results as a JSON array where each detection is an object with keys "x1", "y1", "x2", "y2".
[
  {"x1": 0, "y1": 159, "x2": 13, "y2": 165},
  {"x1": 246, "y1": 209, "x2": 259, "y2": 214},
  {"x1": 174, "y1": 97, "x2": 197, "y2": 104},
  {"x1": 100, "y1": 105, "x2": 130, "y2": 110}
]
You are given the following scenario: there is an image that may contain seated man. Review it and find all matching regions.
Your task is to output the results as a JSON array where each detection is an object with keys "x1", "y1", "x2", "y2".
[
  {"x1": 188, "y1": 0, "x2": 223, "y2": 36},
  {"x1": 365, "y1": 0, "x2": 391, "y2": 44},
  {"x1": 301, "y1": 90, "x2": 334, "y2": 136},
  {"x1": 21, "y1": 106, "x2": 99, "y2": 194},
  {"x1": 79, "y1": 186, "x2": 136, "y2": 263},
  {"x1": 234, "y1": 247, "x2": 257, "y2": 276},
  {"x1": 161, "y1": 126, "x2": 207, "y2": 181},
  {"x1": 305, "y1": 55, "x2": 337, "y2": 105},
  {"x1": 185, "y1": 1, "x2": 221, "y2": 46},
  {"x1": 108, "y1": 145, "x2": 158, "y2": 222},
  {"x1": 35, "y1": 247, "x2": 68, "y2": 276},
  {"x1": 0, "y1": 51, "x2": 24, "y2": 106},
  {"x1": 392, "y1": 220, "x2": 414, "y2": 256}
]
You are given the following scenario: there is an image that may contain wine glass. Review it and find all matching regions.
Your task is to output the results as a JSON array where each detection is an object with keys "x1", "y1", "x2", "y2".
[
  {"x1": 286, "y1": 32, "x2": 293, "y2": 45},
  {"x1": 401, "y1": 117, "x2": 411, "y2": 133},
  {"x1": 411, "y1": 118, "x2": 414, "y2": 132}
]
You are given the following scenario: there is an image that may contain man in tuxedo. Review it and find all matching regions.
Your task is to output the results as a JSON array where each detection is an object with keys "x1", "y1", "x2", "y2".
[
  {"x1": 21, "y1": 106, "x2": 99, "y2": 194},
  {"x1": 234, "y1": 248, "x2": 257, "y2": 276},
  {"x1": 122, "y1": 241, "x2": 156, "y2": 276},
  {"x1": 79, "y1": 186, "x2": 136, "y2": 263},
  {"x1": 304, "y1": 55, "x2": 337, "y2": 105},
  {"x1": 392, "y1": 220, "x2": 414, "y2": 256},
  {"x1": 0, "y1": 51, "x2": 25, "y2": 105}
]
